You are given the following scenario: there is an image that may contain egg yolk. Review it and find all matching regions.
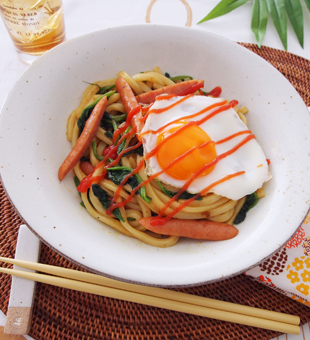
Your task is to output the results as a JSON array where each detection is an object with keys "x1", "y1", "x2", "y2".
[{"x1": 156, "y1": 123, "x2": 217, "y2": 180}]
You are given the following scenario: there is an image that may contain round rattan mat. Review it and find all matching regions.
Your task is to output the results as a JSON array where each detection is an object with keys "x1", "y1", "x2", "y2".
[{"x1": 1, "y1": 44, "x2": 310, "y2": 340}]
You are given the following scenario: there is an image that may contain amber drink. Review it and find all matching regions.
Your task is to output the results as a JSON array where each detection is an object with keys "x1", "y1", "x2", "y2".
[{"x1": 0, "y1": 0, "x2": 65, "y2": 64}]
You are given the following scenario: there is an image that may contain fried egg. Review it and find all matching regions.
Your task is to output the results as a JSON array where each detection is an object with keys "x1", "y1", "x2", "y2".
[{"x1": 139, "y1": 94, "x2": 270, "y2": 201}]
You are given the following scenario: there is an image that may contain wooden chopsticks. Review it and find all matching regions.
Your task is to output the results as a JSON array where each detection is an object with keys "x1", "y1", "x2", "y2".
[{"x1": 0, "y1": 256, "x2": 300, "y2": 335}]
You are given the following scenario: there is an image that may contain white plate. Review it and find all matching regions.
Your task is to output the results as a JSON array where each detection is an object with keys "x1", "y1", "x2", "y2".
[{"x1": 1, "y1": 25, "x2": 310, "y2": 286}]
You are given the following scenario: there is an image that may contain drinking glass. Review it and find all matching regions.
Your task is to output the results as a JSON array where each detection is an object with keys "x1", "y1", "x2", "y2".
[{"x1": 0, "y1": 0, "x2": 66, "y2": 64}]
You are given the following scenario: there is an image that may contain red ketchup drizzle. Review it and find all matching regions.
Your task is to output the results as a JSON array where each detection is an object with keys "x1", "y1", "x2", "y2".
[
  {"x1": 193, "y1": 100, "x2": 239, "y2": 129},
  {"x1": 105, "y1": 100, "x2": 254, "y2": 219},
  {"x1": 105, "y1": 114, "x2": 206, "y2": 214},
  {"x1": 150, "y1": 171, "x2": 245, "y2": 226},
  {"x1": 77, "y1": 174, "x2": 103, "y2": 193},
  {"x1": 106, "y1": 160, "x2": 145, "y2": 215},
  {"x1": 150, "y1": 134, "x2": 255, "y2": 225},
  {"x1": 216, "y1": 130, "x2": 251, "y2": 144},
  {"x1": 156, "y1": 94, "x2": 177, "y2": 101},
  {"x1": 139, "y1": 85, "x2": 220, "y2": 123},
  {"x1": 140, "y1": 94, "x2": 190, "y2": 123},
  {"x1": 140, "y1": 104, "x2": 154, "y2": 122},
  {"x1": 112, "y1": 105, "x2": 141, "y2": 144},
  {"x1": 105, "y1": 126, "x2": 199, "y2": 213},
  {"x1": 107, "y1": 141, "x2": 217, "y2": 212},
  {"x1": 139, "y1": 100, "x2": 227, "y2": 139},
  {"x1": 78, "y1": 104, "x2": 145, "y2": 193},
  {"x1": 205, "y1": 86, "x2": 222, "y2": 97},
  {"x1": 150, "y1": 94, "x2": 192, "y2": 114},
  {"x1": 77, "y1": 128, "x2": 140, "y2": 193},
  {"x1": 79, "y1": 87, "x2": 254, "y2": 222}
]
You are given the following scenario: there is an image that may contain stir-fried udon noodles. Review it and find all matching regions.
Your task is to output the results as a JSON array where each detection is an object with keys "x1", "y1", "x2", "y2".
[{"x1": 60, "y1": 67, "x2": 268, "y2": 247}]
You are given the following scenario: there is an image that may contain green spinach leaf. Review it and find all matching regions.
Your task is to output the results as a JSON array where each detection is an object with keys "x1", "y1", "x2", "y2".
[
  {"x1": 110, "y1": 113, "x2": 127, "y2": 123},
  {"x1": 169, "y1": 75, "x2": 193, "y2": 82},
  {"x1": 156, "y1": 180, "x2": 202, "y2": 201},
  {"x1": 83, "y1": 82, "x2": 116, "y2": 94},
  {"x1": 117, "y1": 126, "x2": 131, "y2": 154},
  {"x1": 122, "y1": 145, "x2": 144, "y2": 158},
  {"x1": 91, "y1": 141, "x2": 104, "y2": 161},
  {"x1": 105, "y1": 131, "x2": 113, "y2": 139},
  {"x1": 100, "y1": 111, "x2": 118, "y2": 131},
  {"x1": 74, "y1": 176, "x2": 82, "y2": 197},
  {"x1": 234, "y1": 192, "x2": 259, "y2": 224},
  {"x1": 73, "y1": 176, "x2": 86, "y2": 208},
  {"x1": 127, "y1": 217, "x2": 136, "y2": 221},
  {"x1": 107, "y1": 166, "x2": 151, "y2": 204},
  {"x1": 80, "y1": 156, "x2": 90, "y2": 162},
  {"x1": 92, "y1": 184, "x2": 125, "y2": 222}
]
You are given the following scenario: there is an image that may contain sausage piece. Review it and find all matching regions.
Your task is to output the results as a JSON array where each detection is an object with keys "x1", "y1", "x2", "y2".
[
  {"x1": 135, "y1": 80, "x2": 204, "y2": 104},
  {"x1": 80, "y1": 161, "x2": 95, "y2": 175},
  {"x1": 139, "y1": 217, "x2": 238, "y2": 241},
  {"x1": 58, "y1": 96, "x2": 108, "y2": 181},
  {"x1": 116, "y1": 77, "x2": 144, "y2": 134}
]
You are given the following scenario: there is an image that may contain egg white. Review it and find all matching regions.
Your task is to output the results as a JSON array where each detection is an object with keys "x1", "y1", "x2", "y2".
[{"x1": 140, "y1": 95, "x2": 269, "y2": 201}]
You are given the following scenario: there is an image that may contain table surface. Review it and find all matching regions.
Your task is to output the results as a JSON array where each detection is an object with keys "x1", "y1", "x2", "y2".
[{"x1": 1, "y1": 1, "x2": 310, "y2": 339}]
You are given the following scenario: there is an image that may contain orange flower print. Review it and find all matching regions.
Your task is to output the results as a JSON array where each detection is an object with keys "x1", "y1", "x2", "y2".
[
  {"x1": 296, "y1": 283, "x2": 309, "y2": 296},
  {"x1": 285, "y1": 227, "x2": 305, "y2": 248},
  {"x1": 287, "y1": 270, "x2": 300, "y2": 284},
  {"x1": 301, "y1": 270, "x2": 310, "y2": 282},
  {"x1": 305, "y1": 257, "x2": 310, "y2": 269},
  {"x1": 292, "y1": 258, "x2": 304, "y2": 271}
]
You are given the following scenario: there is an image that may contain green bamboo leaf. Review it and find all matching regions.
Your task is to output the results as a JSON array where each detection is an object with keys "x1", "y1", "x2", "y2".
[
  {"x1": 266, "y1": 0, "x2": 287, "y2": 50},
  {"x1": 303, "y1": 0, "x2": 310, "y2": 12},
  {"x1": 197, "y1": 0, "x2": 250, "y2": 23},
  {"x1": 284, "y1": 0, "x2": 303, "y2": 47},
  {"x1": 251, "y1": 0, "x2": 268, "y2": 47}
]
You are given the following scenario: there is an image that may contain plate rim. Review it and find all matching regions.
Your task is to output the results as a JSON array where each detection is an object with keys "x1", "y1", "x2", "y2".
[{"x1": 1, "y1": 24, "x2": 310, "y2": 286}]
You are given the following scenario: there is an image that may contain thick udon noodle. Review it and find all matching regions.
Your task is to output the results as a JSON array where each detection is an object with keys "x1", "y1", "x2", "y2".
[{"x1": 66, "y1": 67, "x2": 264, "y2": 247}]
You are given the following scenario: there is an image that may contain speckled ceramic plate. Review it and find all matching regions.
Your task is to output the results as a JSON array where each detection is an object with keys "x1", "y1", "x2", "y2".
[{"x1": 1, "y1": 25, "x2": 310, "y2": 286}]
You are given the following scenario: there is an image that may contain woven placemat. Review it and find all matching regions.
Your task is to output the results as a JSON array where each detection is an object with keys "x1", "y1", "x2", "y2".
[{"x1": 1, "y1": 44, "x2": 310, "y2": 340}]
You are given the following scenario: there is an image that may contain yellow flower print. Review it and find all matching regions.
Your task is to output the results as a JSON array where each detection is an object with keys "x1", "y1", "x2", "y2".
[
  {"x1": 292, "y1": 258, "x2": 304, "y2": 271},
  {"x1": 305, "y1": 257, "x2": 310, "y2": 269},
  {"x1": 287, "y1": 270, "x2": 300, "y2": 284},
  {"x1": 296, "y1": 283, "x2": 309, "y2": 296},
  {"x1": 305, "y1": 212, "x2": 310, "y2": 224},
  {"x1": 301, "y1": 270, "x2": 310, "y2": 282}
]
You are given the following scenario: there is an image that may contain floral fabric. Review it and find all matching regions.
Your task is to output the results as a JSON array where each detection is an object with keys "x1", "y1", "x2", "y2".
[{"x1": 246, "y1": 212, "x2": 310, "y2": 307}]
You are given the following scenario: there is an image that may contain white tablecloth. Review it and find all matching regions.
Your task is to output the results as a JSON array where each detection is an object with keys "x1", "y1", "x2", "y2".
[{"x1": 1, "y1": 1, "x2": 310, "y2": 339}]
